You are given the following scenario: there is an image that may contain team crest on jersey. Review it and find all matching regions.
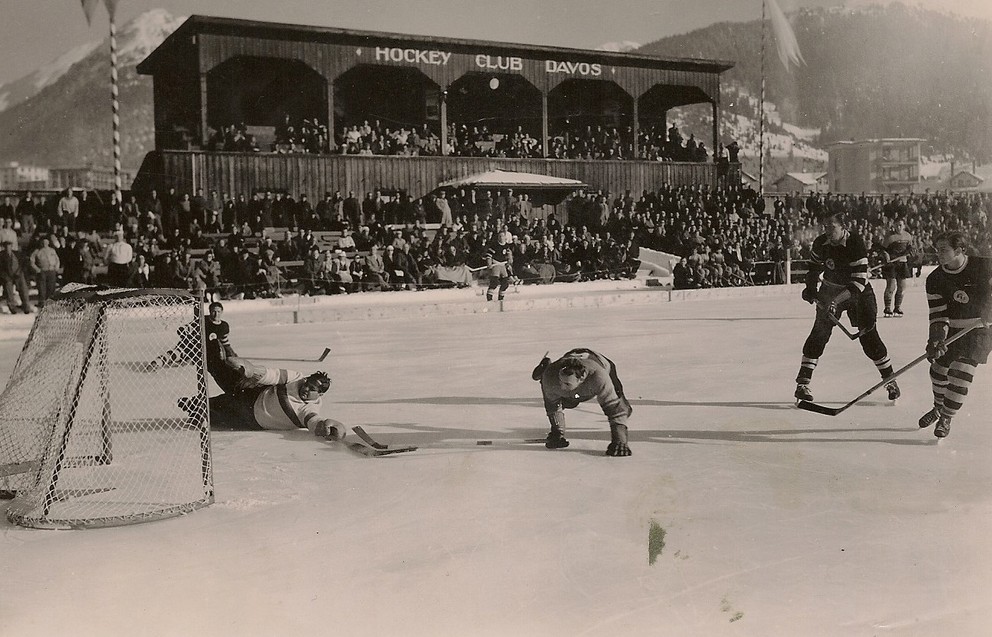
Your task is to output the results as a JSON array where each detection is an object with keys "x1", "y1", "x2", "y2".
[
  {"x1": 953, "y1": 290, "x2": 970, "y2": 304},
  {"x1": 825, "y1": 258, "x2": 836, "y2": 270}
]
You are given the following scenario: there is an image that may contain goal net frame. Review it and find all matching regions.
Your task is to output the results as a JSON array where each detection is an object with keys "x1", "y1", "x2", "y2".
[{"x1": 0, "y1": 285, "x2": 214, "y2": 529}]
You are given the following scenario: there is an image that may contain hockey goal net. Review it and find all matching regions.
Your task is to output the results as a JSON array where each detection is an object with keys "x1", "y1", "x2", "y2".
[{"x1": 0, "y1": 285, "x2": 213, "y2": 529}]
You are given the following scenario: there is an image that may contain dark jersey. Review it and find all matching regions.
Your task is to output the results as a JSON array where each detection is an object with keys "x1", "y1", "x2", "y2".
[
  {"x1": 807, "y1": 232, "x2": 870, "y2": 294},
  {"x1": 205, "y1": 318, "x2": 235, "y2": 363},
  {"x1": 882, "y1": 230, "x2": 914, "y2": 262},
  {"x1": 926, "y1": 256, "x2": 992, "y2": 333}
]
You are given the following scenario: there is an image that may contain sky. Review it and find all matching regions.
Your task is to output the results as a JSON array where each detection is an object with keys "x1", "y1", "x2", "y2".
[{"x1": 1, "y1": 0, "x2": 991, "y2": 86}]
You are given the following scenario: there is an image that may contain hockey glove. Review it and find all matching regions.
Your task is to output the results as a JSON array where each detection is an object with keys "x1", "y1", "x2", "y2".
[
  {"x1": 926, "y1": 340, "x2": 948, "y2": 362},
  {"x1": 531, "y1": 356, "x2": 551, "y2": 381},
  {"x1": 827, "y1": 290, "x2": 852, "y2": 316},
  {"x1": 801, "y1": 287, "x2": 817, "y2": 305},
  {"x1": 606, "y1": 441, "x2": 631, "y2": 457},
  {"x1": 314, "y1": 421, "x2": 345, "y2": 441},
  {"x1": 606, "y1": 424, "x2": 631, "y2": 457}
]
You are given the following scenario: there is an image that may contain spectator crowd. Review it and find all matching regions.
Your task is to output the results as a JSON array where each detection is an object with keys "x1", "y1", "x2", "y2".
[
  {"x1": 206, "y1": 115, "x2": 714, "y2": 163},
  {"x1": 2, "y1": 183, "x2": 989, "y2": 314}
]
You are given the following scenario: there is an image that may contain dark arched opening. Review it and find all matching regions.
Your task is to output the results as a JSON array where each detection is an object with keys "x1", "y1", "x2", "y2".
[
  {"x1": 207, "y1": 56, "x2": 327, "y2": 151},
  {"x1": 547, "y1": 79, "x2": 634, "y2": 160}
]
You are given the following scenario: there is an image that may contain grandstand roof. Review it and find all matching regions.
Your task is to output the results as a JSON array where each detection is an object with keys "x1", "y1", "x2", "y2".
[{"x1": 138, "y1": 15, "x2": 734, "y2": 76}]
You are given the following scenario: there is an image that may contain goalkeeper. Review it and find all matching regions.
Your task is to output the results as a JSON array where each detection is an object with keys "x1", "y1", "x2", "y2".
[
  {"x1": 531, "y1": 348, "x2": 633, "y2": 457},
  {"x1": 207, "y1": 363, "x2": 344, "y2": 440}
]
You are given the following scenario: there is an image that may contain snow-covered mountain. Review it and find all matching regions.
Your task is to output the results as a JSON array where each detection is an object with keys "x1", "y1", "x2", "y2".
[
  {"x1": 0, "y1": 41, "x2": 101, "y2": 113},
  {"x1": 596, "y1": 41, "x2": 641, "y2": 53},
  {"x1": 0, "y1": 9, "x2": 185, "y2": 170}
]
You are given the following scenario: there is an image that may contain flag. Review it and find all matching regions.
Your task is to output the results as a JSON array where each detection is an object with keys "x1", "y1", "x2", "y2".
[
  {"x1": 80, "y1": 0, "x2": 119, "y2": 25},
  {"x1": 80, "y1": 0, "x2": 100, "y2": 25},
  {"x1": 767, "y1": 0, "x2": 804, "y2": 70}
]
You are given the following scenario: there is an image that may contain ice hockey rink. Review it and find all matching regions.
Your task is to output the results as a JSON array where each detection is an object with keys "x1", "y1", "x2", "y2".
[{"x1": 2, "y1": 286, "x2": 991, "y2": 637}]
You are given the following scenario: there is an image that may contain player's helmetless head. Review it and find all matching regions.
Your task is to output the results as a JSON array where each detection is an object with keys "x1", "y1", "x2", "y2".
[
  {"x1": 558, "y1": 361, "x2": 587, "y2": 391},
  {"x1": 821, "y1": 212, "x2": 846, "y2": 242},
  {"x1": 208, "y1": 302, "x2": 223, "y2": 320},
  {"x1": 299, "y1": 371, "x2": 331, "y2": 402},
  {"x1": 934, "y1": 231, "x2": 968, "y2": 269}
]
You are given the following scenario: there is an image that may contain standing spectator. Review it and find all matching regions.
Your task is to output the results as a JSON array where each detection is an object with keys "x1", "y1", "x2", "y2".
[
  {"x1": 29, "y1": 236, "x2": 60, "y2": 307},
  {"x1": 58, "y1": 188, "x2": 80, "y2": 232},
  {"x1": 1, "y1": 240, "x2": 33, "y2": 314},
  {"x1": 343, "y1": 190, "x2": 362, "y2": 227},
  {"x1": 63, "y1": 236, "x2": 96, "y2": 284},
  {"x1": 0, "y1": 196, "x2": 15, "y2": 222},
  {"x1": 13, "y1": 194, "x2": 33, "y2": 237},
  {"x1": 0, "y1": 217, "x2": 17, "y2": 253},
  {"x1": 436, "y1": 192, "x2": 453, "y2": 227},
  {"x1": 104, "y1": 229, "x2": 134, "y2": 287}
]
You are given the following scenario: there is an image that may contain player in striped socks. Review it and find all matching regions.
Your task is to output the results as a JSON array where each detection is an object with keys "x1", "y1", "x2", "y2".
[{"x1": 919, "y1": 232, "x2": 992, "y2": 438}]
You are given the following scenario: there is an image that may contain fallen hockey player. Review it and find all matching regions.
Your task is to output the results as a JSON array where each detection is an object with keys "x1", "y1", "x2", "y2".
[
  {"x1": 531, "y1": 348, "x2": 633, "y2": 456},
  {"x1": 207, "y1": 358, "x2": 344, "y2": 441}
]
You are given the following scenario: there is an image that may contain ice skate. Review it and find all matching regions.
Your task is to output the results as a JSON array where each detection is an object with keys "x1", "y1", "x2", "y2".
[
  {"x1": 884, "y1": 379, "x2": 900, "y2": 401},
  {"x1": 892, "y1": 308, "x2": 904, "y2": 317},
  {"x1": 934, "y1": 413, "x2": 952, "y2": 439},
  {"x1": 918, "y1": 407, "x2": 941, "y2": 429},
  {"x1": 545, "y1": 428, "x2": 569, "y2": 449},
  {"x1": 883, "y1": 308, "x2": 893, "y2": 318},
  {"x1": 794, "y1": 383, "x2": 814, "y2": 403}
]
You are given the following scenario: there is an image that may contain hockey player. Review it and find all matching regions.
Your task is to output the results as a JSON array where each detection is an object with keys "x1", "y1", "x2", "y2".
[
  {"x1": 147, "y1": 302, "x2": 237, "y2": 390},
  {"x1": 208, "y1": 363, "x2": 344, "y2": 440},
  {"x1": 880, "y1": 219, "x2": 914, "y2": 317},
  {"x1": 919, "y1": 232, "x2": 992, "y2": 439},
  {"x1": 531, "y1": 348, "x2": 633, "y2": 457},
  {"x1": 484, "y1": 248, "x2": 511, "y2": 302},
  {"x1": 796, "y1": 211, "x2": 900, "y2": 403}
]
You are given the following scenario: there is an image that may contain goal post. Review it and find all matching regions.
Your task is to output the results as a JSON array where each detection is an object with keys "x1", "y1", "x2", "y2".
[{"x1": 0, "y1": 284, "x2": 214, "y2": 529}]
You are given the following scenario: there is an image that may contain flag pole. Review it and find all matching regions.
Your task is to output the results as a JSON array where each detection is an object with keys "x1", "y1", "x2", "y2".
[
  {"x1": 108, "y1": 4, "x2": 123, "y2": 207},
  {"x1": 758, "y1": 0, "x2": 766, "y2": 196}
]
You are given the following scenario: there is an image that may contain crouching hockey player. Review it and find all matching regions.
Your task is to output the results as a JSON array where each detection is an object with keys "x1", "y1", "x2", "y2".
[
  {"x1": 919, "y1": 232, "x2": 992, "y2": 439},
  {"x1": 796, "y1": 210, "x2": 900, "y2": 403},
  {"x1": 207, "y1": 360, "x2": 345, "y2": 441},
  {"x1": 531, "y1": 348, "x2": 633, "y2": 457}
]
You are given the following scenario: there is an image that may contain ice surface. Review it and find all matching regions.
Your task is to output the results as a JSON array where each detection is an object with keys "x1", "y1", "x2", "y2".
[{"x1": 2, "y1": 290, "x2": 990, "y2": 636}]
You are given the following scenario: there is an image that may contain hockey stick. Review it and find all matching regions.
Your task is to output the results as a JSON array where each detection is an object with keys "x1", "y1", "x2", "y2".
[
  {"x1": 797, "y1": 320, "x2": 984, "y2": 416},
  {"x1": 352, "y1": 425, "x2": 388, "y2": 449},
  {"x1": 817, "y1": 302, "x2": 872, "y2": 340},
  {"x1": 355, "y1": 425, "x2": 543, "y2": 449},
  {"x1": 249, "y1": 347, "x2": 331, "y2": 363},
  {"x1": 346, "y1": 442, "x2": 418, "y2": 457}
]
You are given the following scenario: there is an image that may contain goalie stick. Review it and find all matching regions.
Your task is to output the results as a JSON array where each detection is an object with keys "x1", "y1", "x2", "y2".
[
  {"x1": 346, "y1": 442, "x2": 419, "y2": 457},
  {"x1": 349, "y1": 426, "x2": 418, "y2": 456},
  {"x1": 353, "y1": 426, "x2": 543, "y2": 449},
  {"x1": 249, "y1": 347, "x2": 331, "y2": 363},
  {"x1": 797, "y1": 320, "x2": 984, "y2": 416}
]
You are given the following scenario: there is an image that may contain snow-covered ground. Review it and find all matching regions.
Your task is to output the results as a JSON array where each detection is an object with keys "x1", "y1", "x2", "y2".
[{"x1": 2, "y1": 288, "x2": 991, "y2": 637}]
